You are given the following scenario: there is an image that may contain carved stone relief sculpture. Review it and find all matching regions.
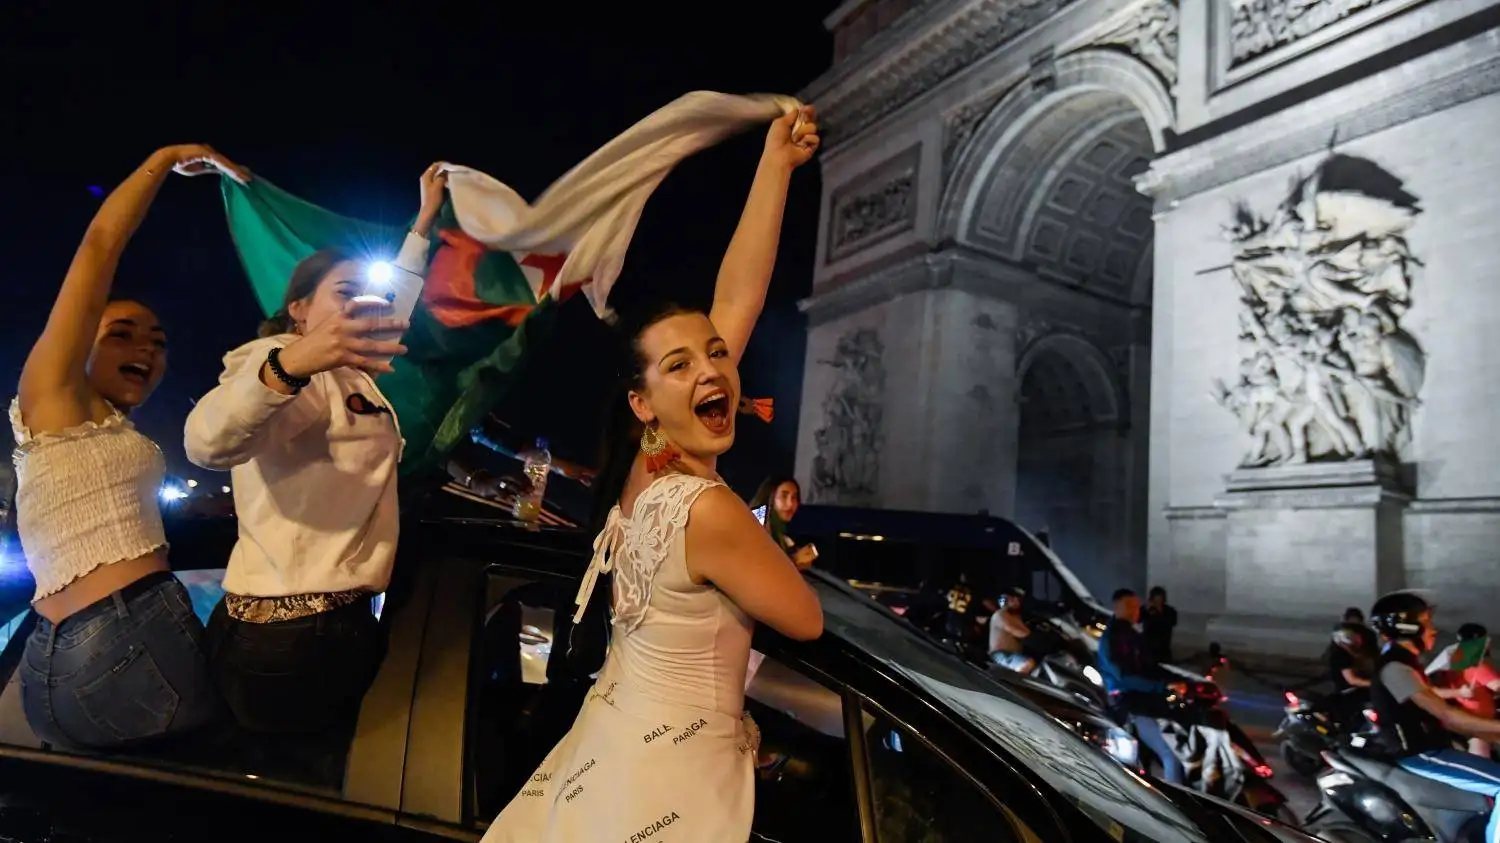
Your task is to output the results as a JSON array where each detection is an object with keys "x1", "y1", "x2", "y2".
[
  {"x1": 1211, "y1": 151, "x2": 1425, "y2": 468},
  {"x1": 1229, "y1": 0, "x2": 1390, "y2": 66},
  {"x1": 827, "y1": 146, "x2": 921, "y2": 263},
  {"x1": 1095, "y1": 0, "x2": 1180, "y2": 86},
  {"x1": 811, "y1": 328, "x2": 887, "y2": 505},
  {"x1": 944, "y1": 90, "x2": 1007, "y2": 175}
]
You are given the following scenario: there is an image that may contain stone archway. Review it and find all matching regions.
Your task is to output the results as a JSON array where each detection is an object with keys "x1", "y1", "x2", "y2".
[
  {"x1": 941, "y1": 52, "x2": 1164, "y2": 593},
  {"x1": 1015, "y1": 333, "x2": 1131, "y2": 595}
]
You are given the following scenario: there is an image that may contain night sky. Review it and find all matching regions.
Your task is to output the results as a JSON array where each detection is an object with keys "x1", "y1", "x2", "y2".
[{"x1": 0, "y1": 1, "x2": 840, "y2": 498}]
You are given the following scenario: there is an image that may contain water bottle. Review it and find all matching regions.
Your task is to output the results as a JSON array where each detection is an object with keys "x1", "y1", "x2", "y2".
[{"x1": 513, "y1": 437, "x2": 552, "y2": 524}]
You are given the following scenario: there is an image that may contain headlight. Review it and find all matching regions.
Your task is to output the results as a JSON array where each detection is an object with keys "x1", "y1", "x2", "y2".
[{"x1": 1083, "y1": 665, "x2": 1104, "y2": 687}]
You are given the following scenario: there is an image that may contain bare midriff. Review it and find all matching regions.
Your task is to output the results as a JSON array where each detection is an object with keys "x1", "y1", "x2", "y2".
[{"x1": 33, "y1": 549, "x2": 171, "y2": 624}]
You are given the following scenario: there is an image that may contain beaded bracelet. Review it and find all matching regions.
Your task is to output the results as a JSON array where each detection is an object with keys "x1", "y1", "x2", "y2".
[{"x1": 266, "y1": 347, "x2": 312, "y2": 392}]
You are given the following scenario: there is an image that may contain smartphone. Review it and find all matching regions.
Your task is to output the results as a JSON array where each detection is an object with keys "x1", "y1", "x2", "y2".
[
  {"x1": 752, "y1": 505, "x2": 768, "y2": 526},
  {"x1": 353, "y1": 259, "x2": 419, "y2": 367}
]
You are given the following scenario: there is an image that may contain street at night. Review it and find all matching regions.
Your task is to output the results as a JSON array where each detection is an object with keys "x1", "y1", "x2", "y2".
[{"x1": 4, "y1": 0, "x2": 1500, "y2": 841}]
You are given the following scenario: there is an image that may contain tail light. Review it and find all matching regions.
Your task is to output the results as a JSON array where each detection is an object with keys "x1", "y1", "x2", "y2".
[
  {"x1": 1254, "y1": 763, "x2": 1275, "y2": 779},
  {"x1": 1364, "y1": 708, "x2": 1379, "y2": 724}
]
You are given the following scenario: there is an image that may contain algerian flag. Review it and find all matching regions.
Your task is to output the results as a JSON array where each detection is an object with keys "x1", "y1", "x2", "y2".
[{"x1": 220, "y1": 91, "x2": 798, "y2": 478}]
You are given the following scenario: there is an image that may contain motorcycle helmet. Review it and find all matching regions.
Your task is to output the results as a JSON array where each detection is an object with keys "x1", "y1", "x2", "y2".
[
  {"x1": 1369, "y1": 590, "x2": 1434, "y2": 642},
  {"x1": 1459, "y1": 623, "x2": 1488, "y2": 642},
  {"x1": 998, "y1": 587, "x2": 1026, "y2": 612}
]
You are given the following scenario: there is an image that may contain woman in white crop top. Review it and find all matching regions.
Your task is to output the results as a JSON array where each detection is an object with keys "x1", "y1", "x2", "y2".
[
  {"x1": 483, "y1": 108, "x2": 824, "y2": 842},
  {"x1": 182, "y1": 163, "x2": 446, "y2": 735},
  {"x1": 12, "y1": 145, "x2": 247, "y2": 748}
]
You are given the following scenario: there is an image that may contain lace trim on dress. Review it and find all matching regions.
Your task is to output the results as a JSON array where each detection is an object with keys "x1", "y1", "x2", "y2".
[
  {"x1": 10, "y1": 396, "x2": 129, "y2": 454},
  {"x1": 571, "y1": 472, "x2": 722, "y2": 636}
]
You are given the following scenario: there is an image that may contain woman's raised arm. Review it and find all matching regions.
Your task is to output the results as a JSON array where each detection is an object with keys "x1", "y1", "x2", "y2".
[
  {"x1": 20, "y1": 145, "x2": 247, "y2": 428},
  {"x1": 708, "y1": 106, "x2": 819, "y2": 362}
]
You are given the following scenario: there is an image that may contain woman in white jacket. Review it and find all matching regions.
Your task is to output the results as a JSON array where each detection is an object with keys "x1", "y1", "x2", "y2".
[{"x1": 184, "y1": 164, "x2": 446, "y2": 734}]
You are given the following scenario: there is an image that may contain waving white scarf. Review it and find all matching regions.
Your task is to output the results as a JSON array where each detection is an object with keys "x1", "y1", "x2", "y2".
[{"x1": 440, "y1": 91, "x2": 801, "y2": 320}]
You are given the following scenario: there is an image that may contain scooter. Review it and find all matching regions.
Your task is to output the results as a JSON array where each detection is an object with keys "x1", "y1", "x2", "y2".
[
  {"x1": 1276, "y1": 688, "x2": 1375, "y2": 778},
  {"x1": 1306, "y1": 745, "x2": 1490, "y2": 842},
  {"x1": 1145, "y1": 656, "x2": 1291, "y2": 821},
  {"x1": 1011, "y1": 617, "x2": 1110, "y2": 710}
]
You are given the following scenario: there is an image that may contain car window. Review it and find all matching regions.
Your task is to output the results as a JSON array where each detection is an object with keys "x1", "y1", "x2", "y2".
[
  {"x1": 470, "y1": 573, "x2": 594, "y2": 821},
  {"x1": 744, "y1": 651, "x2": 859, "y2": 842},
  {"x1": 860, "y1": 704, "x2": 1037, "y2": 843}
]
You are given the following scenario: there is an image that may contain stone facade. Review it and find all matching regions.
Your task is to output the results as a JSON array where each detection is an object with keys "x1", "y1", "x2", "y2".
[{"x1": 798, "y1": 0, "x2": 1500, "y2": 651}]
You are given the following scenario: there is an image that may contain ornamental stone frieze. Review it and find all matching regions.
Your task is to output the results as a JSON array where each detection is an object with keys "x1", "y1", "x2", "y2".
[
  {"x1": 1228, "y1": 0, "x2": 1394, "y2": 67},
  {"x1": 815, "y1": 0, "x2": 1082, "y2": 143},
  {"x1": 826, "y1": 145, "x2": 922, "y2": 263}
]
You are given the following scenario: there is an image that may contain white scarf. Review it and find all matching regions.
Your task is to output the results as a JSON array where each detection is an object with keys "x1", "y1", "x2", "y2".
[{"x1": 439, "y1": 91, "x2": 801, "y2": 320}]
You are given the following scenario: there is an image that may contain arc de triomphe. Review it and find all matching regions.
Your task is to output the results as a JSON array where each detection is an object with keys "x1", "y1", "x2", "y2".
[{"x1": 796, "y1": 0, "x2": 1500, "y2": 654}]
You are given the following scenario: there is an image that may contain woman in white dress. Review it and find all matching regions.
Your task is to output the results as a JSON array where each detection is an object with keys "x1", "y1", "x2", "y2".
[{"x1": 482, "y1": 106, "x2": 823, "y2": 842}]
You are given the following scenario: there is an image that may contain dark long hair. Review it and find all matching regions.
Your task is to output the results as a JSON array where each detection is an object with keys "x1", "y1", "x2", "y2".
[
  {"x1": 749, "y1": 474, "x2": 798, "y2": 550},
  {"x1": 588, "y1": 302, "x2": 702, "y2": 533},
  {"x1": 258, "y1": 248, "x2": 358, "y2": 337}
]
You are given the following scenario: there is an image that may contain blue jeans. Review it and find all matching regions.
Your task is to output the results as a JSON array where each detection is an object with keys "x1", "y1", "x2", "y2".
[
  {"x1": 1400, "y1": 748, "x2": 1500, "y2": 843},
  {"x1": 19, "y1": 571, "x2": 223, "y2": 748},
  {"x1": 1132, "y1": 714, "x2": 1186, "y2": 785}
]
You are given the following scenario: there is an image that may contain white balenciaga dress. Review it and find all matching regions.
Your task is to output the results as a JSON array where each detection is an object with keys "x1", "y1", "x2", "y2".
[{"x1": 482, "y1": 472, "x2": 759, "y2": 842}]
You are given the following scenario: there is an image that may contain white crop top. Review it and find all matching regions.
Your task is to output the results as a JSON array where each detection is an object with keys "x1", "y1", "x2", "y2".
[{"x1": 9, "y1": 398, "x2": 169, "y2": 602}]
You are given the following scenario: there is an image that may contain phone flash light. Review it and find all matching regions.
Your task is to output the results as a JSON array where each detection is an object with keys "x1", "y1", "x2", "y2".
[{"x1": 367, "y1": 261, "x2": 394, "y2": 287}]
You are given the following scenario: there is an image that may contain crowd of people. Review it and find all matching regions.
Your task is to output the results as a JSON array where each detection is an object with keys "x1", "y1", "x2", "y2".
[{"x1": 9, "y1": 106, "x2": 822, "y2": 840}]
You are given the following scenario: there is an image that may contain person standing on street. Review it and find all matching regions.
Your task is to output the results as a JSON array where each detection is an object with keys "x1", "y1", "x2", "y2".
[{"x1": 1142, "y1": 585, "x2": 1177, "y2": 664}]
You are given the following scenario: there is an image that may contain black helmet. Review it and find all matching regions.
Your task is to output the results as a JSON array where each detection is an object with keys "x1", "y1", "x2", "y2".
[
  {"x1": 1370, "y1": 591, "x2": 1433, "y2": 641},
  {"x1": 1459, "y1": 623, "x2": 1489, "y2": 642}
]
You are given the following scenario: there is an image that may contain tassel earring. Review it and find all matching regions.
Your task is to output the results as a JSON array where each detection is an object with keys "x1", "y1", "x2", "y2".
[
  {"x1": 738, "y1": 397, "x2": 774, "y2": 424},
  {"x1": 640, "y1": 423, "x2": 678, "y2": 473}
]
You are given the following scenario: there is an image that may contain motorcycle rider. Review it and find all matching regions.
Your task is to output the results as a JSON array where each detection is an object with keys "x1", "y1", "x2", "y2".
[
  {"x1": 1369, "y1": 591, "x2": 1500, "y2": 842},
  {"x1": 1097, "y1": 588, "x2": 1186, "y2": 785},
  {"x1": 1324, "y1": 621, "x2": 1375, "y2": 729},
  {"x1": 989, "y1": 588, "x2": 1036, "y2": 674},
  {"x1": 944, "y1": 573, "x2": 974, "y2": 641},
  {"x1": 1427, "y1": 623, "x2": 1500, "y2": 758}
]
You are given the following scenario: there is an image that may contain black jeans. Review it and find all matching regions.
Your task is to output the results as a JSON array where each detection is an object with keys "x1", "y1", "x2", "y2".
[{"x1": 204, "y1": 598, "x2": 385, "y2": 735}]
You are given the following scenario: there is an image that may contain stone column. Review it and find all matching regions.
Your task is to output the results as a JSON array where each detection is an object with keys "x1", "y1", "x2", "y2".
[{"x1": 797, "y1": 278, "x2": 1023, "y2": 518}]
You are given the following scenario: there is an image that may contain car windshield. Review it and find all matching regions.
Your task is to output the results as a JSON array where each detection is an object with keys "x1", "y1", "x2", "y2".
[{"x1": 811, "y1": 576, "x2": 1209, "y2": 843}]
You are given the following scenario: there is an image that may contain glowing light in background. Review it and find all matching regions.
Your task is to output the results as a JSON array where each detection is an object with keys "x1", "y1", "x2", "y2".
[
  {"x1": 159, "y1": 484, "x2": 188, "y2": 502},
  {"x1": 221, "y1": 486, "x2": 232, "y2": 494},
  {"x1": 186, "y1": 479, "x2": 198, "y2": 489},
  {"x1": 86, "y1": 185, "x2": 104, "y2": 198}
]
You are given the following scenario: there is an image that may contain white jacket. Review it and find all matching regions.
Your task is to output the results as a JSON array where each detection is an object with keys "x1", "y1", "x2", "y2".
[{"x1": 184, "y1": 233, "x2": 427, "y2": 598}]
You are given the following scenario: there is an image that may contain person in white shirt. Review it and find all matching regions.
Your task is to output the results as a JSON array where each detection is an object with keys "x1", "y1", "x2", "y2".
[{"x1": 183, "y1": 163, "x2": 446, "y2": 735}]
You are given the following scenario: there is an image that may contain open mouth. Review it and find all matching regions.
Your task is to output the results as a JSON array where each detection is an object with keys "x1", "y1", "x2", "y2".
[
  {"x1": 694, "y1": 390, "x2": 733, "y2": 435},
  {"x1": 119, "y1": 363, "x2": 151, "y2": 386}
]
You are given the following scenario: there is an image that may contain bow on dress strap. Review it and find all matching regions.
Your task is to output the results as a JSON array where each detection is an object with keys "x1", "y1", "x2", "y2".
[{"x1": 573, "y1": 507, "x2": 623, "y2": 624}]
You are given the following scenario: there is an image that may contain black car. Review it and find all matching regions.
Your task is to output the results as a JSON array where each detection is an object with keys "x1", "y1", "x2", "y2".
[{"x1": 0, "y1": 517, "x2": 1319, "y2": 842}]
